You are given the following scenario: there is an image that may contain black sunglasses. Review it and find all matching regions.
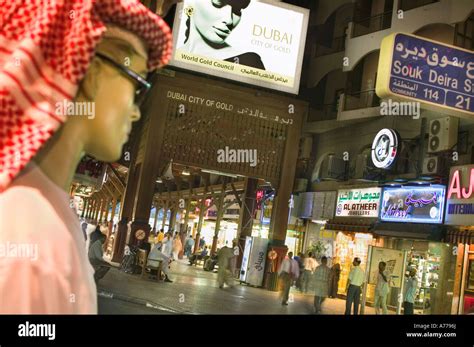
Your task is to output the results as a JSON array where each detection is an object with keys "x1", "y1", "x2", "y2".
[{"x1": 95, "y1": 52, "x2": 151, "y2": 104}]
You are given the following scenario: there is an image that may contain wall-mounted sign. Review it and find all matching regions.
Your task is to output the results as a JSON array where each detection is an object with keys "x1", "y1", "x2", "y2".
[
  {"x1": 335, "y1": 188, "x2": 382, "y2": 218},
  {"x1": 170, "y1": 0, "x2": 309, "y2": 94},
  {"x1": 376, "y1": 33, "x2": 474, "y2": 117},
  {"x1": 380, "y1": 185, "x2": 446, "y2": 224},
  {"x1": 445, "y1": 165, "x2": 474, "y2": 225},
  {"x1": 371, "y1": 128, "x2": 400, "y2": 169}
]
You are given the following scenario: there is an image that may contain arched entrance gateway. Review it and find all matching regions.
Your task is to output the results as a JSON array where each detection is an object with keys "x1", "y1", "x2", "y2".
[{"x1": 108, "y1": 70, "x2": 307, "y2": 290}]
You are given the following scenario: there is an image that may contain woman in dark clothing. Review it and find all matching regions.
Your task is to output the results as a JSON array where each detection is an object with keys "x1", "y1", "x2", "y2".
[
  {"x1": 89, "y1": 225, "x2": 103, "y2": 247},
  {"x1": 328, "y1": 263, "x2": 341, "y2": 298}
]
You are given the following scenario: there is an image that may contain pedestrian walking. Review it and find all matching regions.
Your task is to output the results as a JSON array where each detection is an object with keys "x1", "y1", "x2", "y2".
[
  {"x1": 301, "y1": 252, "x2": 317, "y2": 293},
  {"x1": 345, "y1": 257, "x2": 365, "y2": 315},
  {"x1": 313, "y1": 256, "x2": 331, "y2": 314},
  {"x1": 172, "y1": 232, "x2": 183, "y2": 260},
  {"x1": 184, "y1": 235, "x2": 195, "y2": 258},
  {"x1": 328, "y1": 263, "x2": 341, "y2": 298},
  {"x1": 403, "y1": 267, "x2": 418, "y2": 315},
  {"x1": 278, "y1": 251, "x2": 299, "y2": 306},
  {"x1": 374, "y1": 261, "x2": 390, "y2": 314},
  {"x1": 217, "y1": 244, "x2": 235, "y2": 289},
  {"x1": 294, "y1": 252, "x2": 305, "y2": 291}
]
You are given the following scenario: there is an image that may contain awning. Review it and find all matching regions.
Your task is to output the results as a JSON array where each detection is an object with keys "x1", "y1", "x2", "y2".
[
  {"x1": 446, "y1": 228, "x2": 474, "y2": 245},
  {"x1": 372, "y1": 222, "x2": 444, "y2": 241},
  {"x1": 325, "y1": 219, "x2": 373, "y2": 233}
]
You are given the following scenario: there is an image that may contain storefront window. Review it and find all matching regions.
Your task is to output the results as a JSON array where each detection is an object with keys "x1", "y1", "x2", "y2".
[
  {"x1": 334, "y1": 232, "x2": 374, "y2": 295},
  {"x1": 379, "y1": 239, "x2": 456, "y2": 314}
]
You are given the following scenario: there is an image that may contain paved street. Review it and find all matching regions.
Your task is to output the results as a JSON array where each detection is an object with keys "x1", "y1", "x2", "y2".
[{"x1": 97, "y1": 260, "x2": 384, "y2": 315}]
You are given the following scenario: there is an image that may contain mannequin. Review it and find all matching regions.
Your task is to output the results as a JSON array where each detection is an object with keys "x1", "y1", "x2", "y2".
[
  {"x1": 33, "y1": 36, "x2": 147, "y2": 191},
  {"x1": 0, "y1": 1, "x2": 173, "y2": 314}
]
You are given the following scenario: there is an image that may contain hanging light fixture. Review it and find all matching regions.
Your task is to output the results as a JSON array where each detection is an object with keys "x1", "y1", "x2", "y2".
[{"x1": 182, "y1": 167, "x2": 191, "y2": 176}]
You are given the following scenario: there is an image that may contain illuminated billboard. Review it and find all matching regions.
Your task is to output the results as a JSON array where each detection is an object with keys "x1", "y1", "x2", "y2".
[
  {"x1": 170, "y1": 0, "x2": 309, "y2": 94},
  {"x1": 380, "y1": 185, "x2": 446, "y2": 224},
  {"x1": 445, "y1": 165, "x2": 474, "y2": 225}
]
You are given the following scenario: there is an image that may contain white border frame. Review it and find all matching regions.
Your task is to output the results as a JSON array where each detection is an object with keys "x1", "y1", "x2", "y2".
[{"x1": 169, "y1": 0, "x2": 310, "y2": 95}]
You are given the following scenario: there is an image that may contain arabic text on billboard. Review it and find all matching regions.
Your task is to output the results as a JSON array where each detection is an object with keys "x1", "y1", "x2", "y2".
[{"x1": 380, "y1": 186, "x2": 446, "y2": 224}]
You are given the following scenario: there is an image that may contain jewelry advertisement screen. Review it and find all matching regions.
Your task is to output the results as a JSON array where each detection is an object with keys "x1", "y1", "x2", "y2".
[{"x1": 170, "y1": 0, "x2": 309, "y2": 94}]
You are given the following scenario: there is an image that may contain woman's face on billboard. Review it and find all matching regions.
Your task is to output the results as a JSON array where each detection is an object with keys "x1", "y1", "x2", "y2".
[{"x1": 194, "y1": 0, "x2": 248, "y2": 44}]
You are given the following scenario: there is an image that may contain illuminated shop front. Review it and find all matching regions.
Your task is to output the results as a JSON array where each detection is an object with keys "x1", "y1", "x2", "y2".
[
  {"x1": 444, "y1": 165, "x2": 474, "y2": 314},
  {"x1": 200, "y1": 220, "x2": 238, "y2": 249},
  {"x1": 298, "y1": 191, "x2": 337, "y2": 257},
  {"x1": 371, "y1": 184, "x2": 456, "y2": 314},
  {"x1": 331, "y1": 229, "x2": 378, "y2": 300},
  {"x1": 328, "y1": 187, "x2": 382, "y2": 298}
]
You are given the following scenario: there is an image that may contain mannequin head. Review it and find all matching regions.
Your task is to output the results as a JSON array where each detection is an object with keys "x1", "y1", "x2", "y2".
[{"x1": 69, "y1": 33, "x2": 148, "y2": 162}]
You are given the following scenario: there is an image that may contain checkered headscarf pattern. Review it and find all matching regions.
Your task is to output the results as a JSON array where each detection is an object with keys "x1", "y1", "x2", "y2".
[{"x1": 0, "y1": 0, "x2": 173, "y2": 191}]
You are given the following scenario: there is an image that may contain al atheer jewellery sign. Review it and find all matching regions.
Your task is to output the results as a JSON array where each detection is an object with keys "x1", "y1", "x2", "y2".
[{"x1": 335, "y1": 188, "x2": 382, "y2": 218}]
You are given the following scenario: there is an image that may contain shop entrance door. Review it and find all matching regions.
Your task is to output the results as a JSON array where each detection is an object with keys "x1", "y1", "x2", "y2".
[{"x1": 361, "y1": 246, "x2": 407, "y2": 315}]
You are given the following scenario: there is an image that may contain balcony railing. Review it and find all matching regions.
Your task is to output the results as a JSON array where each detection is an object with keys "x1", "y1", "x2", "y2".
[
  {"x1": 399, "y1": 0, "x2": 439, "y2": 11},
  {"x1": 314, "y1": 36, "x2": 346, "y2": 57},
  {"x1": 343, "y1": 90, "x2": 380, "y2": 111},
  {"x1": 308, "y1": 103, "x2": 339, "y2": 122},
  {"x1": 352, "y1": 11, "x2": 392, "y2": 38}
]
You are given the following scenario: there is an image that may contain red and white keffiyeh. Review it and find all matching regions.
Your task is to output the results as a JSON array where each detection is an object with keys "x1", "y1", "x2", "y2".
[{"x1": 0, "y1": 0, "x2": 173, "y2": 191}]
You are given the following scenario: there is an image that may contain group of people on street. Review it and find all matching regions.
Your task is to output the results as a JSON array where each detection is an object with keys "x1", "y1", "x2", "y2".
[
  {"x1": 278, "y1": 250, "x2": 341, "y2": 312},
  {"x1": 278, "y1": 251, "x2": 419, "y2": 315}
]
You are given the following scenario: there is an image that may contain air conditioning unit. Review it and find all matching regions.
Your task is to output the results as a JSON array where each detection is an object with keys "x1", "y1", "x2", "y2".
[
  {"x1": 354, "y1": 153, "x2": 369, "y2": 179},
  {"x1": 428, "y1": 117, "x2": 459, "y2": 153},
  {"x1": 293, "y1": 178, "x2": 308, "y2": 193},
  {"x1": 320, "y1": 155, "x2": 346, "y2": 180},
  {"x1": 422, "y1": 156, "x2": 444, "y2": 176}
]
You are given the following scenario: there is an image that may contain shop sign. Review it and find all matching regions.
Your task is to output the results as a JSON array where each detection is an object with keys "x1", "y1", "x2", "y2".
[
  {"x1": 335, "y1": 188, "x2": 382, "y2": 218},
  {"x1": 380, "y1": 185, "x2": 446, "y2": 224},
  {"x1": 170, "y1": 0, "x2": 309, "y2": 94},
  {"x1": 371, "y1": 128, "x2": 400, "y2": 169},
  {"x1": 445, "y1": 165, "x2": 474, "y2": 225},
  {"x1": 376, "y1": 33, "x2": 474, "y2": 117}
]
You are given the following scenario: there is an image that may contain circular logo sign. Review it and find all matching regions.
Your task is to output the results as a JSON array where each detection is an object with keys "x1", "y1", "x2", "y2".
[
  {"x1": 135, "y1": 229, "x2": 146, "y2": 240},
  {"x1": 371, "y1": 128, "x2": 399, "y2": 169},
  {"x1": 268, "y1": 250, "x2": 277, "y2": 260}
]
